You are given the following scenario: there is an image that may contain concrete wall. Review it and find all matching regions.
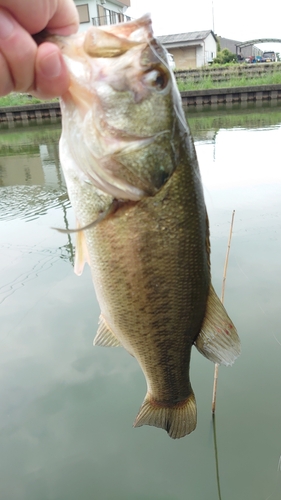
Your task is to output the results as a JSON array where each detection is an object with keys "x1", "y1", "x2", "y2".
[
  {"x1": 195, "y1": 34, "x2": 216, "y2": 67},
  {"x1": 219, "y1": 37, "x2": 263, "y2": 58},
  {"x1": 171, "y1": 47, "x2": 197, "y2": 70},
  {"x1": 204, "y1": 32, "x2": 217, "y2": 64}
]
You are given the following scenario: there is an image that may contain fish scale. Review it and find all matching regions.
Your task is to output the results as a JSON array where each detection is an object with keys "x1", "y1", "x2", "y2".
[{"x1": 83, "y1": 156, "x2": 208, "y2": 406}]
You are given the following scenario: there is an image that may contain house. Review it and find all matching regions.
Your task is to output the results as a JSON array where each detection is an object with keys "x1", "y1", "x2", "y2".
[
  {"x1": 157, "y1": 30, "x2": 217, "y2": 69},
  {"x1": 74, "y1": 0, "x2": 131, "y2": 32},
  {"x1": 218, "y1": 37, "x2": 263, "y2": 59}
]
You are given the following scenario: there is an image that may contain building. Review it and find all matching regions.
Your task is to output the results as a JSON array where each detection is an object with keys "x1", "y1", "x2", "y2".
[
  {"x1": 157, "y1": 30, "x2": 217, "y2": 69},
  {"x1": 74, "y1": 0, "x2": 131, "y2": 32},
  {"x1": 218, "y1": 37, "x2": 263, "y2": 59}
]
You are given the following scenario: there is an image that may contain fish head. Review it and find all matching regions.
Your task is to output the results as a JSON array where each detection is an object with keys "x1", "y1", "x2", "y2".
[{"x1": 52, "y1": 15, "x2": 186, "y2": 201}]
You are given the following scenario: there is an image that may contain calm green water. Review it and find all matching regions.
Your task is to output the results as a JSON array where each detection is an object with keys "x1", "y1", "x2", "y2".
[{"x1": 0, "y1": 106, "x2": 281, "y2": 500}]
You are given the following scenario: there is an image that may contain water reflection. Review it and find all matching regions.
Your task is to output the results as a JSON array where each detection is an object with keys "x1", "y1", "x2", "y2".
[
  {"x1": 0, "y1": 186, "x2": 69, "y2": 221},
  {"x1": 0, "y1": 125, "x2": 65, "y2": 204},
  {"x1": 0, "y1": 124, "x2": 75, "y2": 274},
  {"x1": 0, "y1": 107, "x2": 281, "y2": 500}
]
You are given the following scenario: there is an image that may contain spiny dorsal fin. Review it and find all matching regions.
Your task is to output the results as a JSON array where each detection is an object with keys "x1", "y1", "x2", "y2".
[
  {"x1": 194, "y1": 284, "x2": 241, "y2": 366},
  {"x1": 93, "y1": 315, "x2": 122, "y2": 347}
]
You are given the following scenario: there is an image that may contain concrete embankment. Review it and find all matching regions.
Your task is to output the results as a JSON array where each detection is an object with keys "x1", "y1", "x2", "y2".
[
  {"x1": 1, "y1": 85, "x2": 281, "y2": 123},
  {"x1": 181, "y1": 84, "x2": 281, "y2": 106},
  {"x1": 0, "y1": 101, "x2": 61, "y2": 124}
]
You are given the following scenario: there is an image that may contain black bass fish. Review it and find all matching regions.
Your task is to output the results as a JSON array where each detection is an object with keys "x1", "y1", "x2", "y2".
[{"x1": 49, "y1": 15, "x2": 240, "y2": 438}]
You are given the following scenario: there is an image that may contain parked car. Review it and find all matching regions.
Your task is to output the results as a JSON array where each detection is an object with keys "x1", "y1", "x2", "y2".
[
  {"x1": 261, "y1": 51, "x2": 276, "y2": 62},
  {"x1": 245, "y1": 55, "x2": 262, "y2": 63}
]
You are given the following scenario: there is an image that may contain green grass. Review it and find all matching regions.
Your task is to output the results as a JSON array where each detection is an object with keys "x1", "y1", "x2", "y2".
[
  {"x1": 0, "y1": 93, "x2": 58, "y2": 107},
  {"x1": 177, "y1": 71, "x2": 281, "y2": 91}
]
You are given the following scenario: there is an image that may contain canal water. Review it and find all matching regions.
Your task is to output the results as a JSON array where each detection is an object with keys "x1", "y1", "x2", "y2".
[{"x1": 0, "y1": 104, "x2": 281, "y2": 500}]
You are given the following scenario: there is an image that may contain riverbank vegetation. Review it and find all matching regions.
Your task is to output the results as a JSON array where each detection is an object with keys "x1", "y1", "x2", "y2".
[
  {"x1": 177, "y1": 71, "x2": 281, "y2": 91},
  {"x1": 0, "y1": 94, "x2": 58, "y2": 107}
]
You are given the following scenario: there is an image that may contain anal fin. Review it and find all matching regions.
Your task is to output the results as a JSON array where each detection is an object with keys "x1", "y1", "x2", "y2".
[
  {"x1": 194, "y1": 284, "x2": 240, "y2": 366},
  {"x1": 134, "y1": 392, "x2": 197, "y2": 439},
  {"x1": 93, "y1": 315, "x2": 122, "y2": 347}
]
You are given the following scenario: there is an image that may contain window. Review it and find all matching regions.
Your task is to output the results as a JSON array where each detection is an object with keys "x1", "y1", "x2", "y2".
[
  {"x1": 76, "y1": 4, "x2": 90, "y2": 23},
  {"x1": 93, "y1": 6, "x2": 131, "y2": 26}
]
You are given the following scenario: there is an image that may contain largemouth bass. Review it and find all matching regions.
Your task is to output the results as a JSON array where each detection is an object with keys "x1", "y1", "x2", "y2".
[{"x1": 49, "y1": 15, "x2": 240, "y2": 439}]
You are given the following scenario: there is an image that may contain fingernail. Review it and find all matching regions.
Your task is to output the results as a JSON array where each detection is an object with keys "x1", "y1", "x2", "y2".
[
  {"x1": 40, "y1": 50, "x2": 62, "y2": 78},
  {"x1": 0, "y1": 10, "x2": 14, "y2": 39}
]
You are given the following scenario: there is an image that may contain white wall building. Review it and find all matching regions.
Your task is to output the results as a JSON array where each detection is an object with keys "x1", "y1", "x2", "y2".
[
  {"x1": 157, "y1": 30, "x2": 217, "y2": 69},
  {"x1": 74, "y1": 0, "x2": 131, "y2": 32}
]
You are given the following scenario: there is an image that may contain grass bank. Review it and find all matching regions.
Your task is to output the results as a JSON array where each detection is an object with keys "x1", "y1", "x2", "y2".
[
  {"x1": 1, "y1": 71, "x2": 281, "y2": 108},
  {"x1": 177, "y1": 72, "x2": 281, "y2": 91},
  {"x1": 0, "y1": 94, "x2": 58, "y2": 107}
]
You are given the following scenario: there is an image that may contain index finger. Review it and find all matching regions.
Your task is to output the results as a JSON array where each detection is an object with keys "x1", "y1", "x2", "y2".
[{"x1": 0, "y1": 0, "x2": 79, "y2": 35}]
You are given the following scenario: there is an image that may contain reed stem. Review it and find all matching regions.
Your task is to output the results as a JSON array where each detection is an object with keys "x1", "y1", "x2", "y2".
[{"x1": 211, "y1": 210, "x2": 235, "y2": 414}]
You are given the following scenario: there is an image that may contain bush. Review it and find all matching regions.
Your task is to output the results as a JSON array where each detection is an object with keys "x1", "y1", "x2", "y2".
[{"x1": 214, "y1": 49, "x2": 238, "y2": 64}]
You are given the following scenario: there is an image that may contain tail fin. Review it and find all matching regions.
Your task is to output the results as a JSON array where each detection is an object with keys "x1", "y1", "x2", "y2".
[
  {"x1": 195, "y1": 284, "x2": 241, "y2": 366},
  {"x1": 133, "y1": 392, "x2": 197, "y2": 439}
]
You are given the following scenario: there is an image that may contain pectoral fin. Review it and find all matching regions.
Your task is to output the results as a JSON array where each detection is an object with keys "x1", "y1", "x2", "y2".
[
  {"x1": 195, "y1": 284, "x2": 240, "y2": 366},
  {"x1": 52, "y1": 200, "x2": 118, "y2": 235},
  {"x1": 93, "y1": 315, "x2": 122, "y2": 347},
  {"x1": 74, "y1": 223, "x2": 90, "y2": 276}
]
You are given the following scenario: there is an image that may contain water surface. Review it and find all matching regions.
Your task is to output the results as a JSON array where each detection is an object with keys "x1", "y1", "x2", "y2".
[{"x1": 0, "y1": 107, "x2": 281, "y2": 500}]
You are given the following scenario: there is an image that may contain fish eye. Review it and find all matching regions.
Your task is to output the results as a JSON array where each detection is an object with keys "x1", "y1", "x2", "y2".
[{"x1": 143, "y1": 68, "x2": 169, "y2": 91}]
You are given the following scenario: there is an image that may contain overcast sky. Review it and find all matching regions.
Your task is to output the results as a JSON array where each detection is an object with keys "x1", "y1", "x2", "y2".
[{"x1": 127, "y1": 0, "x2": 281, "y2": 52}]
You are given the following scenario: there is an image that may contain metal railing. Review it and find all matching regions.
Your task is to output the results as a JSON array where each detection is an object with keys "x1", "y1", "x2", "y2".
[{"x1": 92, "y1": 14, "x2": 131, "y2": 26}]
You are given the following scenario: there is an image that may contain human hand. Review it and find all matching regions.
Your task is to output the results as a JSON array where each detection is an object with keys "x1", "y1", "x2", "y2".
[{"x1": 0, "y1": 0, "x2": 79, "y2": 98}]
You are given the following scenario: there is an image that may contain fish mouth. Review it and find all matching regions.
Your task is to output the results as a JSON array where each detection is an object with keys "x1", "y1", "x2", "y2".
[{"x1": 56, "y1": 14, "x2": 177, "y2": 201}]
